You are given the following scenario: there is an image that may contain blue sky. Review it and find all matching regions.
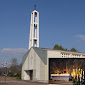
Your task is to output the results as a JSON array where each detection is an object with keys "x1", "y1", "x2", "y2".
[{"x1": 0, "y1": 0, "x2": 85, "y2": 64}]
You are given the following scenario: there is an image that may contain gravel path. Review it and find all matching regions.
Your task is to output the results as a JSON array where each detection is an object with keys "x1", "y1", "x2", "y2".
[{"x1": 0, "y1": 76, "x2": 73, "y2": 85}]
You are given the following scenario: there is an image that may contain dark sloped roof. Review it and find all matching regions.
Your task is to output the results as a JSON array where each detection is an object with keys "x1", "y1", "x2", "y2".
[
  {"x1": 33, "y1": 47, "x2": 47, "y2": 65},
  {"x1": 22, "y1": 47, "x2": 85, "y2": 66}
]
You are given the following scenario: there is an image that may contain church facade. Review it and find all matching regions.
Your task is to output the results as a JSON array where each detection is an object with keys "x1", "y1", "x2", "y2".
[{"x1": 22, "y1": 47, "x2": 85, "y2": 82}]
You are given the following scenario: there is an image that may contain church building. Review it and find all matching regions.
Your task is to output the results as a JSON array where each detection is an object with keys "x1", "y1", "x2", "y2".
[{"x1": 21, "y1": 8, "x2": 85, "y2": 82}]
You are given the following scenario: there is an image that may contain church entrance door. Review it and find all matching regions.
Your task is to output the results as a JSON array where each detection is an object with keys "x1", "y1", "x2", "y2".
[{"x1": 30, "y1": 70, "x2": 33, "y2": 80}]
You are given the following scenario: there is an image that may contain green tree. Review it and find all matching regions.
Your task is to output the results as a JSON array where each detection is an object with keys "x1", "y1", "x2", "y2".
[
  {"x1": 64, "y1": 48, "x2": 67, "y2": 51},
  {"x1": 53, "y1": 44, "x2": 78, "y2": 52},
  {"x1": 70, "y1": 48, "x2": 78, "y2": 52},
  {"x1": 59, "y1": 45, "x2": 64, "y2": 50},
  {"x1": 53, "y1": 44, "x2": 60, "y2": 50},
  {"x1": 53, "y1": 44, "x2": 67, "y2": 51}
]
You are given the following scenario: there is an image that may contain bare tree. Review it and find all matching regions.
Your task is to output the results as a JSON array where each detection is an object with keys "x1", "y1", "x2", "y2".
[{"x1": 11, "y1": 58, "x2": 18, "y2": 66}]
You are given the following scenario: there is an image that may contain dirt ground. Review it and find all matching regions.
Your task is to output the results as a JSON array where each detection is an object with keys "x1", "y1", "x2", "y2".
[
  {"x1": 0, "y1": 76, "x2": 48, "y2": 85},
  {"x1": 0, "y1": 76, "x2": 16, "y2": 81},
  {"x1": 0, "y1": 76, "x2": 73, "y2": 85},
  {"x1": 0, "y1": 82, "x2": 48, "y2": 85}
]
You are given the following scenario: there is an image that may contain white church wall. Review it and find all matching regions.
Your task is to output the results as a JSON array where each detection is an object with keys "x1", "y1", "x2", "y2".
[
  {"x1": 27, "y1": 48, "x2": 41, "y2": 80},
  {"x1": 35, "y1": 52, "x2": 40, "y2": 80},
  {"x1": 33, "y1": 48, "x2": 46, "y2": 80},
  {"x1": 32, "y1": 49, "x2": 46, "y2": 81},
  {"x1": 47, "y1": 50, "x2": 61, "y2": 58},
  {"x1": 22, "y1": 48, "x2": 41, "y2": 80},
  {"x1": 23, "y1": 71, "x2": 30, "y2": 80},
  {"x1": 23, "y1": 55, "x2": 29, "y2": 70},
  {"x1": 45, "y1": 65, "x2": 48, "y2": 81},
  {"x1": 22, "y1": 53, "x2": 29, "y2": 80},
  {"x1": 22, "y1": 48, "x2": 35, "y2": 80},
  {"x1": 21, "y1": 65, "x2": 24, "y2": 80},
  {"x1": 40, "y1": 57, "x2": 45, "y2": 80},
  {"x1": 28, "y1": 48, "x2": 34, "y2": 70},
  {"x1": 33, "y1": 48, "x2": 47, "y2": 81}
]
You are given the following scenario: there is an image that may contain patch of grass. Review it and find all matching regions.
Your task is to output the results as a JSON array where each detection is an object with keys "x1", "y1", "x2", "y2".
[
  {"x1": 0, "y1": 83, "x2": 4, "y2": 84},
  {"x1": 0, "y1": 83, "x2": 7, "y2": 85}
]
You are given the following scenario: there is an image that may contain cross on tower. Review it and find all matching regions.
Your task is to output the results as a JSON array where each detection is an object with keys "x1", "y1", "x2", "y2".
[{"x1": 34, "y1": 4, "x2": 36, "y2": 10}]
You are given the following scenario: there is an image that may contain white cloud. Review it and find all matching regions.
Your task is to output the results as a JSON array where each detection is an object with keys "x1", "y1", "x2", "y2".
[
  {"x1": 76, "y1": 34, "x2": 85, "y2": 40},
  {"x1": 0, "y1": 48, "x2": 28, "y2": 56}
]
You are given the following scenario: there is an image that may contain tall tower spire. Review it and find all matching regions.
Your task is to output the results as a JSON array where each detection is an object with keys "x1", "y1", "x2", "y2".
[{"x1": 29, "y1": 8, "x2": 39, "y2": 49}]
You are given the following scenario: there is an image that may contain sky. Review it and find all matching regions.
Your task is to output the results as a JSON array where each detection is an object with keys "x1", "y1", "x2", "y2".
[{"x1": 0, "y1": 0, "x2": 85, "y2": 65}]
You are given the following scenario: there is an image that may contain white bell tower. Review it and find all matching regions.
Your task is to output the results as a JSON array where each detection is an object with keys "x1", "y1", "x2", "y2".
[{"x1": 29, "y1": 6, "x2": 39, "y2": 49}]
